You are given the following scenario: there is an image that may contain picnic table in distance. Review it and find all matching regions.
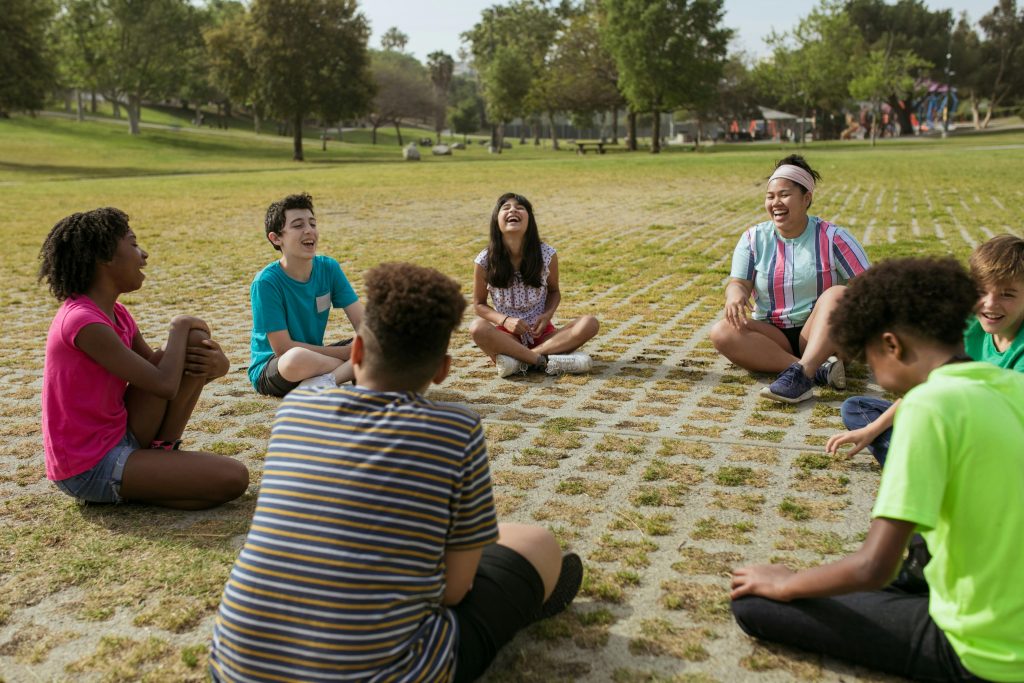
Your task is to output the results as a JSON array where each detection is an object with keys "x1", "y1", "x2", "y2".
[{"x1": 573, "y1": 139, "x2": 618, "y2": 154}]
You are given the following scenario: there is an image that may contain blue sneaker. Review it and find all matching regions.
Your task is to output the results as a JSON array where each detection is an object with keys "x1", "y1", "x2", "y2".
[
  {"x1": 760, "y1": 362, "x2": 814, "y2": 403},
  {"x1": 814, "y1": 356, "x2": 846, "y2": 389}
]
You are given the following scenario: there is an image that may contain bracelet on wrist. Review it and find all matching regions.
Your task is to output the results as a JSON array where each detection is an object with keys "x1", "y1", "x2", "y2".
[{"x1": 501, "y1": 315, "x2": 509, "y2": 328}]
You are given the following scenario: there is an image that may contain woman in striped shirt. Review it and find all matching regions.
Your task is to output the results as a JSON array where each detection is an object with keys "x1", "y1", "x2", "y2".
[{"x1": 710, "y1": 155, "x2": 871, "y2": 403}]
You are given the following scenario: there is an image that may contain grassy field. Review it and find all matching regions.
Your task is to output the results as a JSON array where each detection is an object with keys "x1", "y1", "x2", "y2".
[{"x1": 1, "y1": 115, "x2": 1022, "y2": 682}]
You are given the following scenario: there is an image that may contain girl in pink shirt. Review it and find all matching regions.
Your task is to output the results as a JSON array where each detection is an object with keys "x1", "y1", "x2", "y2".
[{"x1": 39, "y1": 208, "x2": 248, "y2": 509}]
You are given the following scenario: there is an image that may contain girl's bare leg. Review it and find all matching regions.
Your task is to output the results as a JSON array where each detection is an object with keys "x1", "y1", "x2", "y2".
[
  {"x1": 119, "y1": 449, "x2": 248, "y2": 510},
  {"x1": 469, "y1": 318, "x2": 543, "y2": 365},
  {"x1": 531, "y1": 316, "x2": 599, "y2": 356}
]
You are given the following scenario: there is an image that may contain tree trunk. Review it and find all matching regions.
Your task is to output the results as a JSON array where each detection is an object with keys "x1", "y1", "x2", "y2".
[
  {"x1": 253, "y1": 109, "x2": 261, "y2": 134},
  {"x1": 970, "y1": 94, "x2": 980, "y2": 130},
  {"x1": 91, "y1": 90, "x2": 97, "y2": 113},
  {"x1": 372, "y1": 123, "x2": 379, "y2": 144},
  {"x1": 497, "y1": 122, "x2": 505, "y2": 153},
  {"x1": 611, "y1": 108, "x2": 619, "y2": 144},
  {"x1": 75, "y1": 89, "x2": 84, "y2": 122},
  {"x1": 870, "y1": 101, "x2": 879, "y2": 147},
  {"x1": 292, "y1": 112, "x2": 304, "y2": 161},
  {"x1": 195, "y1": 101, "x2": 202, "y2": 126},
  {"x1": 127, "y1": 95, "x2": 141, "y2": 135},
  {"x1": 547, "y1": 111, "x2": 559, "y2": 150},
  {"x1": 322, "y1": 126, "x2": 328, "y2": 151},
  {"x1": 626, "y1": 111, "x2": 637, "y2": 151},
  {"x1": 651, "y1": 109, "x2": 661, "y2": 153},
  {"x1": 63, "y1": 90, "x2": 72, "y2": 113},
  {"x1": 394, "y1": 120, "x2": 403, "y2": 146},
  {"x1": 112, "y1": 98, "x2": 121, "y2": 119},
  {"x1": 981, "y1": 107, "x2": 992, "y2": 129},
  {"x1": 490, "y1": 124, "x2": 499, "y2": 151}
]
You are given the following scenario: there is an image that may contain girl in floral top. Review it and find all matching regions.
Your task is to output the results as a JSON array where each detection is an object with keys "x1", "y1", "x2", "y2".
[{"x1": 470, "y1": 192, "x2": 600, "y2": 377}]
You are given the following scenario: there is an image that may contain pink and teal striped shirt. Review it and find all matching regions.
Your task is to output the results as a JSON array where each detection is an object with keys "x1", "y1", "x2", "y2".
[{"x1": 730, "y1": 217, "x2": 870, "y2": 328}]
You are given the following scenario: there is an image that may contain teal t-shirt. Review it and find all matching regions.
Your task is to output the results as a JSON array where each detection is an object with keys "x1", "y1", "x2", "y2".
[
  {"x1": 248, "y1": 255, "x2": 358, "y2": 388},
  {"x1": 872, "y1": 363, "x2": 1024, "y2": 681},
  {"x1": 963, "y1": 316, "x2": 1024, "y2": 371}
]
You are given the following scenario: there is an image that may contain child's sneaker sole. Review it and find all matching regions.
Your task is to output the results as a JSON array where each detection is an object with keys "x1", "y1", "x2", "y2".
[{"x1": 759, "y1": 384, "x2": 814, "y2": 404}]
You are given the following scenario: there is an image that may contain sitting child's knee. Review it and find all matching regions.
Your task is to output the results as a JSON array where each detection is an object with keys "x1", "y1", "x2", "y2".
[
  {"x1": 468, "y1": 318, "x2": 490, "y2": 339},
  {"x1": 187, "y1": 326, "x2": 210, "y2": 346},
  {"x1": 217, "y1": 460, "x2": 250, "y2": 500}
]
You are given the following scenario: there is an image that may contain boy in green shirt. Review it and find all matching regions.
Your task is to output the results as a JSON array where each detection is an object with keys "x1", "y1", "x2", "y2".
[
  {"x1": 730, "y1": 257, "x2": 1024, "y2": 681},
  {"x1": 826, "y1": 233, "x2": 1024, "y2": 464}
]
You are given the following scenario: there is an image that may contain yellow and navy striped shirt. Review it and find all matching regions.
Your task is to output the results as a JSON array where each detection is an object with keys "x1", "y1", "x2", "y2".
[{"x1": 210, "y1": 385, "x2": 498, "y2": 682}]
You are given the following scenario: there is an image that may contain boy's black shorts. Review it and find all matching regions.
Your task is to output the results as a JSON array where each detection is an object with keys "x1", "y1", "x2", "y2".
[
  {"x1": 452, "y1": 544, "x2": 545, "y2": 683},
  {"x1": 254, "y1": 339, "x2": 352, "y2": 397}
]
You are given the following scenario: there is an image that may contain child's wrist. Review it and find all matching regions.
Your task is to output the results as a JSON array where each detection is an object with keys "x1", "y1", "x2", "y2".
[{"x1": 501, "y1": 315, "x2": 509, "y2": 328}]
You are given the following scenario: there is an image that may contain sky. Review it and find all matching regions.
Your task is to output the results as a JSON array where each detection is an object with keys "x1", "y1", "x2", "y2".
[{"x1": 359, "y1": 0, "x2": 998, "y2": 62}]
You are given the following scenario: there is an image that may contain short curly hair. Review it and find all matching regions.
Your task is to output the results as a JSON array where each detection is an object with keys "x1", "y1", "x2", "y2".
[
  {"x1": 360, "y1": 262, "x2": 467, "y2": 386},
  {"x1": 265, "y1": 192, "x2": 314, "y2": 250},
  {"x1": 830, "y1": 257, "x2": 976, "y2": 361},
  {"x1": 969, "y1": 234, "x2": 1024, "y2": 290},
  {"x1": 38, "y1": 208, "x2": 131, "y2": 300}
]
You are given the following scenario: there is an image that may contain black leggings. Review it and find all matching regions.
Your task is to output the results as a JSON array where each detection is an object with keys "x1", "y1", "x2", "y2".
[{"x1": 732, "y1": 592, "x2": 988, "y2": 682}]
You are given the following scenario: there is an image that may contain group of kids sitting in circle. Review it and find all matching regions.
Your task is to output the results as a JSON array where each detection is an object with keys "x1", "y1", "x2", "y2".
[{"x1": 36, "y1": 154, "x2": 1022, "y2": 681}]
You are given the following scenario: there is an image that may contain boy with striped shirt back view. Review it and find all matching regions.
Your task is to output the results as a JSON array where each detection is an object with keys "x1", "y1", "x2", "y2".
[{"x1": 210, "y1": 262, "x2": 580, "y2": 683}]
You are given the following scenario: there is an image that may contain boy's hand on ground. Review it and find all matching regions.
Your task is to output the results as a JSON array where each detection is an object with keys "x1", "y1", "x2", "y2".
[
  {"x1": 185, "y1": 339, "x2": 229, "y2": 379},
  {"x1": 730, "y1": 564, "x2": 794, "y2": 601},
  {"x1": 825, "y1": 428, "x2": 871, "y2": 457}
]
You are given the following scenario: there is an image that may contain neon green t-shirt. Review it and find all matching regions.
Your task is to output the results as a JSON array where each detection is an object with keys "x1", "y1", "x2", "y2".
[
  {"x1": 872, "y1": 362, "x2": 1024, "y2": 681},
  {"x1": 963, "y1": 316, "x2": 1024, "y2": 371}
]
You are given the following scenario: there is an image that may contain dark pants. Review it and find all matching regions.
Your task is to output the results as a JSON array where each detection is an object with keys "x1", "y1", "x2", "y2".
[
  {"x1": 732, "y1": 592, "x2": 988, "y2": 682},
  {"x1": 841, "y1": 395, "x2": 894, "y2": 466}
]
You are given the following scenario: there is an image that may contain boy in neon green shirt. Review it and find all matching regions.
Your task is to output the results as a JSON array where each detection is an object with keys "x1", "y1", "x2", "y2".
[{"x1": 731, "y1": 257, "x2": 1024, "y2": 681}]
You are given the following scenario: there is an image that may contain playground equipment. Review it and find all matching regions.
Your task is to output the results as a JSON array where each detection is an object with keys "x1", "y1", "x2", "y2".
[{"x1": 916, "y1": 80, "x2": 958, "y2": 132}]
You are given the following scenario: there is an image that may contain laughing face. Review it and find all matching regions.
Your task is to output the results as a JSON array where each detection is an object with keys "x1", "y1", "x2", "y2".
[
  {"x1": 106, "y1": 229, "x2": 148, "y2": 293},
  {"x1": 765, "y1": 178, "x2": 812, "y2": 235},
  {"x1": 271, "y1": 208, "x2": 317, "y2": 259},
  {"x1": 497, "y1": 198, "x2": 528, "y2": 234},
  {"x1": 976, "y1": 278, "x2": 1024, "y2": 345}
]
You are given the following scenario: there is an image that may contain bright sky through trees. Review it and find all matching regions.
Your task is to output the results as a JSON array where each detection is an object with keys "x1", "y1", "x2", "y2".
[{"x1": 359, "y1": 0, "x2": 996, "y2": 61}]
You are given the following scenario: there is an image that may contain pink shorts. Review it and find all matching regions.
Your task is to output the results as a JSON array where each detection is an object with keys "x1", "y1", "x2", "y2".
[{"x1": 498, "y1": 322, "x2": 556, "y2": 349}]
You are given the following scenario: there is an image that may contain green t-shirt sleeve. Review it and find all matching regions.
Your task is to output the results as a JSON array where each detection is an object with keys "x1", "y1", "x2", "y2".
[{"x1": 872, "y1": 398, "x2": 948, "y2": 531}]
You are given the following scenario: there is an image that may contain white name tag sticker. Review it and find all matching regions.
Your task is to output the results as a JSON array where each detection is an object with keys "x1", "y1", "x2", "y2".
[{"x1": 316, "y1": 293, "x2": 331, "y2": 313}]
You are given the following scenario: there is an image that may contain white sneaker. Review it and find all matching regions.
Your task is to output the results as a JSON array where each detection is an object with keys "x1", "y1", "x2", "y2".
[
  {"x1": 295, "y1": 372, "x2": 337, "y2": 391},
  {"x1": 495, "y1": 354, "x2": 528, "y2": 378},
  {"x1": 545, "y1": 352, "x2": 592, "y2": 375}
]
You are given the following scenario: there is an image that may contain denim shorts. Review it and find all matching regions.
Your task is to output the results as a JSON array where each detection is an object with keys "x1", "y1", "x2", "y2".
[{"x1": 54, "y1": 431, "x2": 139, "y2": 503}]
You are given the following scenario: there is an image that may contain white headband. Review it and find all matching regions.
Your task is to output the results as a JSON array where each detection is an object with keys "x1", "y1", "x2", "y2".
[{"x1": 769, "y1": 164, "x2": 815, "y2": 193}]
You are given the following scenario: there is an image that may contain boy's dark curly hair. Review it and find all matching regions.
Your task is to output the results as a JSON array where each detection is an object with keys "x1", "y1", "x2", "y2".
[
  {"x1": 969, "y1": 234, "x2": 1024, "y2": 290},
  {"x1": 361, "y1": 262, "x2": 467, "y2": 386},
  {"x1": 830, "y1": 257, "x2": 976, "y2": 361},
  {"x1": 265, "y1": 193, "x2": 314, "y2": 251},
  {"x1": 38, "y1": 208, "x2": 131, "y2": 300}
]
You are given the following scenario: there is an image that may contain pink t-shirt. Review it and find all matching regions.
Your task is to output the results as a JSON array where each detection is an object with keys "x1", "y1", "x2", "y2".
[{"x1": 42, "y1": 297, "x2": 138, "y2": 480}]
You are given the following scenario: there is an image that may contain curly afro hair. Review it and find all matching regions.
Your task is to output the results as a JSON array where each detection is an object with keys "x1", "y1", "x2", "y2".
[
  {"x1": 38, "y1": 208, "x2": 131, "y2": 300},
  {"x1": 265, "y1": 192, "x2": 314, "y2": 250},
  {"x1": 361, "y1": 262, "x2": 467, "y2": 385},
  {"x1": 830, "y1": 257, "x2": 976, "y2": 361}
]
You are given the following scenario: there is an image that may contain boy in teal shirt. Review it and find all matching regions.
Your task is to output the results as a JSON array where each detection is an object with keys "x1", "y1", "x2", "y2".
[
  {"x1": 248, "y1": 192, "x2": 364, "y2": 396},
  {"x1": 731, "y1": 257, "x2": 1024, "y2": 681},
  {"x1": 827, "y1": 233, "x2": 1024, "y2": 463}
]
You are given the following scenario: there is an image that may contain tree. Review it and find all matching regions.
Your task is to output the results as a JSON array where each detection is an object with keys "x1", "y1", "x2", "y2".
[
  {"x1": 846, "y1": 0, "x2": 953, "y2": 135},
  {"x1": 976, "y1": 0, "x2": 1024, "y2": 128},
  {"x1": 0, "y1": 0, "x2": 57, "y2": 116},
  {"x1": 365, "y1": 49, "x2": 432, "y2": 145},
  {"x1": 206, "y1": 7, "x2": 264, "y2": 132},
  {"x1": 754, "y1": 3, "x2": 863, "y2": 140},
  {"x1": 380, "y1": 26, "x2": 409, "y2": 52},
  {"x1": 250, "y1": 0, "x2": 374, "y2": 160},
  {"x1": 94, "y1": 0, "x2": 202, "y2": 135},
  {"x1": 53, "y1": 0, "x2": 107, "y2": 122},
  {"x1": 426, "y1": 51, "x2": 455, "y2": 143},
  {"x1": 950, "y1": 12, "x2": 985, "y2": 129},
  {"x1": 602, "y1": 0, "x2": 732, "y2": 152},
  {"x1": 462, "y1": 0, "x2": 565, "y2": 151},
  {"x1": 849, "y1": 38, "x2": 930, "y2": 145}
]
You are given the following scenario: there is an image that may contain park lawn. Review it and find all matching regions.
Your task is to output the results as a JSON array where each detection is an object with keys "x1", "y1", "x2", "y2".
[{"x1": 1, "y1": 115, "x2": 1023, "y2": 681}]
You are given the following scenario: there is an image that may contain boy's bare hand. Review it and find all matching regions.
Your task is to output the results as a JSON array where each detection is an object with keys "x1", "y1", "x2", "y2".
[
  {"x1": 730, "y1": 564, "x2": 794, "y2": 601},
  {"x1": 185, "y1": 338, "x2": 229, "y2": 379},
  {"x1": 825, "y1": 427, "x2": 872, "y2": 457}
]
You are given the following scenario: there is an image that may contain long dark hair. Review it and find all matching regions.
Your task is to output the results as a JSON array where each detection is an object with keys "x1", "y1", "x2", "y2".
[{"x1": 486, "y1": 192, "x2": 543, "y2": 288}]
